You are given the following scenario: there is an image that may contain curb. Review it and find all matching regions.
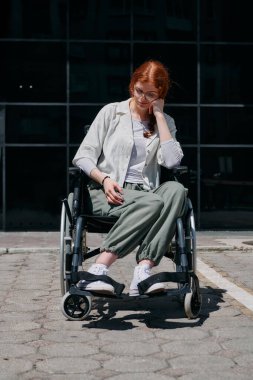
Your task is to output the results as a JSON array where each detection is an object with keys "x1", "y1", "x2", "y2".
[
  {"x1": 0, "y1": 247, "x2": 59, "y2": 254},
  {"x1": 1, "y1": 245, "x2": 252, "y2": 255}
]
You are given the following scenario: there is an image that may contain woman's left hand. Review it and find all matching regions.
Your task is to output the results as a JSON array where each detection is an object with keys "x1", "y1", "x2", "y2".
[{"x1": 149, "y1": 98, "x2": 164, "y2": 117}]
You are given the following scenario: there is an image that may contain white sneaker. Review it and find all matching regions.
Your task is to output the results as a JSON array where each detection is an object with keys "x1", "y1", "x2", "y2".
[
  {"x1": 77, "y1": 264, "x2": 115, "y2": 295},
  {"x1": 129, "y1": 264, "x2": 165, "y2": 296}
]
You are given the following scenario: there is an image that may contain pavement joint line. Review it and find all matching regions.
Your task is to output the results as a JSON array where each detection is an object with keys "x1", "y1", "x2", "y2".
[{"x1": 197, "y1": 257, "x2": 253, "y2": 313}]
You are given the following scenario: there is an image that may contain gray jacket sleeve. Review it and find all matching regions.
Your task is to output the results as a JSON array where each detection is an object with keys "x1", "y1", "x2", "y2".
[
  {"x1": 72, "y1": 103, "x2": 115, "y2": 168},
  {"x1": 157, "y1": 114, "x2": 184, "y2": 168},
  {"x1": 75, "y1": 157, "x2": 97, "y2": 176}
]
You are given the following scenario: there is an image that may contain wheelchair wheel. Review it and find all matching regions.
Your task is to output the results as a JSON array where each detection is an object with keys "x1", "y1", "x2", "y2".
[
  {"x1": 184, "y1": 275, "x2": 202, "y2": 319},
  {"x1": 60, "y1": 192, "x2": 73, "y2": 296},
  {"x1": 185, "y1": 199, "x2": 197, "y2": 272},
  {"x1": 61, "y1": 291, "x2": 92, "y2": 321}
]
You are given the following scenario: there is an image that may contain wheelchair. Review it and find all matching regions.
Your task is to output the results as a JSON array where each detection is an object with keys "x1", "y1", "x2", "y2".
[{"x1": 60, "y1": 166, "x2": 202, "y2": 321}]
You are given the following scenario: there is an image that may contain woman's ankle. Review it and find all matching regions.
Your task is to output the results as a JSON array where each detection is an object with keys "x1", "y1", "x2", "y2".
[
  {"x1": 96, "y1": 250, "x2": 117, "y2": 267},
  {"x1": 138, "y1": 259, "x2": 155, "y2": 268}
]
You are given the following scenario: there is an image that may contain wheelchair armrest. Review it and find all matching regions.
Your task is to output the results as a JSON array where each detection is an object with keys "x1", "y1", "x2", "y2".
[
  {"x1": 161, "y1": 165, "x2": 188, "y2": 183},
  {"x1": 69, "y1": 166, "x2": 82, "y2": 176},
  {"x1": 69, "y1": 166, "x2": 90, "y2": 184},
  {"x1": 172, "y1": 166, "x2": 188, "y2": 175}
]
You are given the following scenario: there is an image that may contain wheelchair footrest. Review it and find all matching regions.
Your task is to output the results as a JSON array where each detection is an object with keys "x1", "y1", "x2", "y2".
[
  {"x1": 71, "y1": 271, "x2": 125, "y2": 296},
  {"x1": 138, "y1": 271, "x2": 190, "y2": 295}
]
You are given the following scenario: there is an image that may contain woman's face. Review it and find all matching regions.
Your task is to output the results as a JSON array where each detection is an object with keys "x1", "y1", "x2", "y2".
[{"x1": 132, "y1": 81, "x2": 159, "y2": 110}]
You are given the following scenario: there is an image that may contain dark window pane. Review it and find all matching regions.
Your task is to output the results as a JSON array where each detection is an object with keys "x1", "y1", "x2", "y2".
[
  {"x1": 133, "y1": 0, "x2": 197, "y2": 41},
  {"x1": 6, "y1": 106, "x2": 66, "y2": 144},
  {"x1": 133, "y1": 44, "x2": 197, "y2": 103},
  {"x1": 201, "y1": 148, "x2": 253, "y2": 229},
  {"x1": 0, "y1": 147, "x2": 3, "y2": 230},
  {"x1": 69, "y1": 147, "x2": 79, "y2": 167},
  {"x1": 0, "y1": 106, "x2": 4, "y2": 145},
  {"x1": 0, "y1": 107, "x2": 4, "y2": 229},
  {"x1": 161, "y1": 148, "x2": 197, "y2": 213},
  {"x1": 69, "y1": 0, "x2": 131, "y2": 40},
  {"x1": 70, "y1": 43, "x2": 130, "y2": 102},
  {"x1": 0, "y1": 42, "x2": 66, "y2": 102},
  {"x1": 70, "y1": 106, "x2": 102, "y2": 144},
  {"x1": 0, "y1": 0, "x2": 66, "y2": 39},
  {"x1": 166, "y1": 106, "x2": 197, "y2": 144},
  {"x1": 202, "y1": 148, "x2": 253, "y2": 182},
  {"x1": 180, "y1": 147, "x2": 197, "y2": 209},
  {"x1": 201, "y1": 45, "x2": 253, "y2": 104},
  {"x1": 6, "y1": 147, "x2": 66, "y2": 230},
  {"x1": 200, "y1": 0, "x2": 253, "y2": 42},
  {"x1": 201, "y1": 107, "x2": 253, "y2": 144}
]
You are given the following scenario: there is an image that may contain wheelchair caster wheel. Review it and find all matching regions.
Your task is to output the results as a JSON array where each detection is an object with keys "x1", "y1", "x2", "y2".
[
  {"x1": 184, "y1": 290, "x2": 202, "y2": 319},
  {"x1": 61, "y1": 292, "x2": 92, "y2": 321}
]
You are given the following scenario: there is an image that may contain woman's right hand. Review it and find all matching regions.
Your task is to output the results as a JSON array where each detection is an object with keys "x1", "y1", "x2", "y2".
[{"x1": 103, "y1": 178, "x2": 124, "y2": 205}]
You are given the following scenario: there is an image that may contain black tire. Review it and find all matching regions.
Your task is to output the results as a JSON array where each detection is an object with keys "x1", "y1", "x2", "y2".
[
  {"x1": 185, "y1": 200, "x2": 197, "y2": 272},
  {"x1": 61, "y1": 291, "x2": 92, "y2": 321},
  {"x1": 184, "y1": 275, "x2": 202, "y2": 319}
]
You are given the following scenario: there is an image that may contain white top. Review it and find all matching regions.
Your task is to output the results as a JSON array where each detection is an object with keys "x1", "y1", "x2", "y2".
[{"x1": 125, "y1": 119, "x2": 148, "y2": 183}]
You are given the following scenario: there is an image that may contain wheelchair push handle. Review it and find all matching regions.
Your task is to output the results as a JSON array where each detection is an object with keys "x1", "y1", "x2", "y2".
[{"x1": 62, "y1": 199, "x2": 73, "y2": 226}]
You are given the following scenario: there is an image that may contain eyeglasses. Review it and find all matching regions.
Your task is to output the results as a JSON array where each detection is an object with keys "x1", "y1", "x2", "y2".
[{"x1": 134, "y1": 86, "x2": 159, "y2": 102}]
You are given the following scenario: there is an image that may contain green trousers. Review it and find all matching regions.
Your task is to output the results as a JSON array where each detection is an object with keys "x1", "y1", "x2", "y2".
[{"x1": 89, "y1": 181, "x2": 186, "y2": 265}]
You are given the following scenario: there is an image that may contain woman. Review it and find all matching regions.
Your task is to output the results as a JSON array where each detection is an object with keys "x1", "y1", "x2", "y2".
[{"x1": 73, "y1": 60, "x2": 186, "y2": 296}]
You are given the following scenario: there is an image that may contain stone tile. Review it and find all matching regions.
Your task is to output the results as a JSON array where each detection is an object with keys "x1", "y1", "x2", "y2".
[
  {"x1": 211, "y1": 326, "x2": 253, "y2": 339},
  {"x1": 161, "y1": 340, "x2": 221, "y2": 355},
  {"x1": 154, "y1": 328, "x2": 209, "y2": 340},
  {"x1": 22, "y1": 373, "x2": 93, "y2": 380},
  {"x1": 36, "y1": 357, "x2": 100, "y2": 374},
  {"x1": 104, "y1": 356, "x2": 167, "y2": 372},
  {"x1": 234, "y1": 353, "x2": 253, "y2": 367},
  {"x1": 39, "y1": 342, "x2": 99, "y2": 356},
  {"x1": 41, "y1": 330, "x2": 96, "y2": 343},
  {"x1": 0, "y1": 343, "x2": 36, "y2": 357},
  {"x1": 169, "y1": 354, "x2": 234, "y2": 370},
  {"x1": 98, "y1": 329, "x2": 155, "y2": 342},
  {"x1": 101, "y1": 341, "x2": 160, "y2": 356},
  {"x1": 0, "y1": 331, "x2": 40, "y2": 344},
  {"x1": 179, "y1": 369, "x2": 252, "y2": 380},
  {"x1": 0, "y1": 321, "x2": 41, "y2": 332},
  {"x1": 0, "y1": 358, "x2": 33, "y2": 377},
  {"x1": 221, "y1": 338, "x2": 253, "y2": 352},
  {"x1": 106, "y1": 374, "x2": 173, "y2": 380}
]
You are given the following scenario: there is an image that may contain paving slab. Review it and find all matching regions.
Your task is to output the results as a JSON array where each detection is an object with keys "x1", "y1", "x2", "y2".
[{"x1": 0, "y1": 231, "x2": 253, "y2": 378}]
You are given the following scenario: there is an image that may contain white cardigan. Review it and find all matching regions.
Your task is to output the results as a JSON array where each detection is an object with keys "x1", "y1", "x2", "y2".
[{"x1": 73, "y1": 98, "x2": 183, "y2": 190}]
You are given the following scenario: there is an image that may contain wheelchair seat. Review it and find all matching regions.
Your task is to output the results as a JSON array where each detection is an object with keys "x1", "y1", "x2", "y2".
[{"x1": 83, "y1": 215, "x2": 118, "y2": 233}]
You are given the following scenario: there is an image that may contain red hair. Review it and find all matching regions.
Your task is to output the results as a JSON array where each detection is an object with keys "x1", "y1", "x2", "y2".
[
  {"x1": 129, "y1": 60, "x2": 170, "y2": 137},
  {"x1": 129, "y1": 60, "x2": 170, "y2": 99}
]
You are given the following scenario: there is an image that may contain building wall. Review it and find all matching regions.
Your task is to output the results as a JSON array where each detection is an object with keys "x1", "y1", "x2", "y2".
[{"x1": 0, "y1": 0, "x2": 253, "y2": 230}]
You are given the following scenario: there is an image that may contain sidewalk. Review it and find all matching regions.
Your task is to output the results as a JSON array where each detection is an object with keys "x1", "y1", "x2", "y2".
[
  {"x1": 1, "y1": 230, "x2": 253, "y2": 253},
  {"x1": 0, "y1": 231, "x2": 253, "y2": 379}
]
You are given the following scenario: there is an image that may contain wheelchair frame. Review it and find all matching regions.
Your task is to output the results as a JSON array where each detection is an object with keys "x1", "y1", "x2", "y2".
[{"x1": 60, "y1": 167, "x2": 202, "y2": 321}]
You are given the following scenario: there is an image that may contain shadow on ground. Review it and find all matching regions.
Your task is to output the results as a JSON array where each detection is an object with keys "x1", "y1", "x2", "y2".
[{"x1": 81, "y1": 286, "x2": 226, "y2": 330}]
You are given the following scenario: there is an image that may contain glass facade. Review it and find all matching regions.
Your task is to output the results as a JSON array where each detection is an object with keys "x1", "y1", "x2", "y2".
[{"x1": 0, "y1": 0, "x2": 253, "y2": 230}]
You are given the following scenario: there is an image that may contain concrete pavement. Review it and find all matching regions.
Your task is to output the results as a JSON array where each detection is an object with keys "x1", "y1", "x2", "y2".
[
  {"x1": 1, "y1": 230, "x2": 253, "y2": 253},
  {"x1": 0, "y1": 231, "x2": 253, "y2": 379}
]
